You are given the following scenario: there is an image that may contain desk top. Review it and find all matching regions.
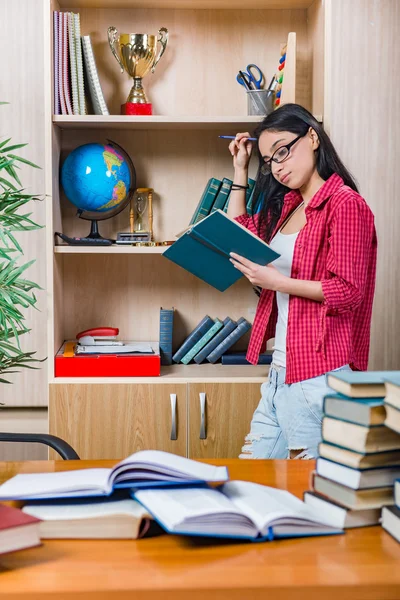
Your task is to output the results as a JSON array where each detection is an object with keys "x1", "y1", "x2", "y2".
[{"x1": 1, "y1": 458, "x2": 400, "y2": 600}]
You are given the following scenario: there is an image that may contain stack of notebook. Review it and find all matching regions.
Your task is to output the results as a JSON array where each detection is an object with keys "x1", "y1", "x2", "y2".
[{"x1": 304, "y1": 370, "x2": 400, "y2": 529}]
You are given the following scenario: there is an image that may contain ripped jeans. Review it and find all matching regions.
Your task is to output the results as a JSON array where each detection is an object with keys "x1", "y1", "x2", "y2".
[{"x1": 240, "y1": 363, "x2": 352, "y2": 460}]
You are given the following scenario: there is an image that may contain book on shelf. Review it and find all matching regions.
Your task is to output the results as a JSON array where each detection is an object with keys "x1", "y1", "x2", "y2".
[
  {"x1": 22, "y1": 497, "x2": 153, "y2": 540},
  {"x1": 245, "y1": 178, "x2": 256, "y2": 213},
  {"x1": 189, "y1": 178, "x2": 222, "y2": 225},
  {"x1": 73, "y1": 12, "x2": 86, "y2": 115},
  {"x1": 163, "y1": 210, "x2": 279, "y2": 292},
  {"x1": 172, "y1": 315, "x2": 214, "y2": 363},
  {"x1": 0, "y1": 450, "x2": 229, "y2": 501},
  {"x1": 67, "y1": 12, "x2": 79, "y2": 115},
  {"x1": 81, "y1": 35, "x2": 110, "y2": 116},
  {"x1": 381, "y1": 505, "x2": 400, "y2": 543},
  {"x1": 210, "y1": 178, "x2": 232, "y2": 214},
  {"x1": 316, "y1": 457, "x2": 400, "y2": 490},
  {"x1": 323, "y1": 394, "x2": 386, "y2": 426},
  {"x1": 303, "y1": 491, "x2": 381, "y2": 529},
  {"x1": 159, "y1": 307, "x2": 174, "y2": 366},
  {"x1": 0, "y1": 504, "x2": 41, "y2": 555},
  {"x1": 180, "y1": 318, "x2": 223, "y2": 364},
  {"x1": 221, "y1": 351, "x2": 272, "y2": 365},
  {"x1": 318, "y1": 442, "x2": 400, "y2": 470},
  {"x1": 322, "y1": 417, "x2": 400, "y2": 454},
  {"x1": 53, "y1": 11, "x2": 60, "y2": 115},
  {"x1": 312, "y1": 473, "x2": 394, "y2": 510},
  {"x1": 133, "y1": 480, "x2": 342, "y2": 541},
  {"x1": 207, "y1": 317, "x2": 251, "y2": 363},
  {"x1": 193, "y1": 317, "x2": 237, "y2": 364},
  {"x1": 327, "y1": 370, "x2": 400, "y2": 398}
]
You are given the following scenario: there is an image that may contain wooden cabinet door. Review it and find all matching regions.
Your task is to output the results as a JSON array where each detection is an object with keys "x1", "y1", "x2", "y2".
[
  {"x1": 188, "y1": 382, "x2": 261, "y2": 459},
  {"x1": 49, "y1": 383, "x2": 187, "y2": 459}
]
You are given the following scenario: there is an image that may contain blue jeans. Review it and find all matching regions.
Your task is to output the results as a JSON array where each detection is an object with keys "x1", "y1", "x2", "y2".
[{"x1": 240, "y1": 363, "x2": 352, "y2": 459}]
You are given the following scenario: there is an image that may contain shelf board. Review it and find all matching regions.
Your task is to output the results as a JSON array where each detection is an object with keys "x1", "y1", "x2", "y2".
[
  {"x1": 59, "y1": 1, "x2": 314, "y2": 9},
  {"x1": 54, "y1": 245, "x2": 167, "y2": 254},
  {"x1": 53, "y1": 115, "x2": 264, "y2": 131},
  {"x1": 50, "y1": 363, "x2": 268, "y2": 384}
]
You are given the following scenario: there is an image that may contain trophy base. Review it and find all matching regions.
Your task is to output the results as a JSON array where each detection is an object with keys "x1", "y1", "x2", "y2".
[{"x1": 122, "y1": 103, "x2": 152, "y2": 116}]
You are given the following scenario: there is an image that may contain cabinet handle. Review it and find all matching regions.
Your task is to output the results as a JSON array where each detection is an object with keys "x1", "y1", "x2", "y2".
[
  {"x1": 170, "y1": 393, "x2": 177, "y2": 440},
  {"x1": 199, "y1": 392, "x2": 206, "y2": 439}
]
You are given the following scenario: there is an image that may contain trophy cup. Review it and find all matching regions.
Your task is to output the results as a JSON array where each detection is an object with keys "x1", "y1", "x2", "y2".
[{"x1": 108, "y1": 26, "x2": 169, "y2": 115}]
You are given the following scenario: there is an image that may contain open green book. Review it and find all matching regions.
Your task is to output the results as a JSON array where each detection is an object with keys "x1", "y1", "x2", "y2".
[
  {"x1": 133, "y1": 480, "x2": 342, "y2": 541},
  {"x1": 163, "y1": 210, "x2": 280, "y2": 292}
]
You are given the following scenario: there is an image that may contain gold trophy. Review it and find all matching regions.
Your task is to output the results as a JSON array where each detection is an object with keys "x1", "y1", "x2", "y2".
[{"x1": 107, "y1": 26, "x2": 169, "y2": 115}]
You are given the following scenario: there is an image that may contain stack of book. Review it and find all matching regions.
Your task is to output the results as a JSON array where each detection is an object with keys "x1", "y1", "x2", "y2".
[
  {"x1": 172, "y1": 315, "x2": 252, "y2": 364},
  {"x1": 304, "y1": 370, "x2": 400, "y2": 530},
  {"x1": 381, "y1": 374, "x2": 400, "y2": 542},
  {"x1": 189, "y1": 176, "x2": 258, "y2": 225},
  {"x1": 53, "y1": 10, "x2": 109, "y2": 116}
]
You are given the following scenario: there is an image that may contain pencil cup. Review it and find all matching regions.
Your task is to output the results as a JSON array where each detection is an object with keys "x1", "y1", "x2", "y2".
[{"x1": 246, "y1": 90, "x2": 274, "y2": 116}]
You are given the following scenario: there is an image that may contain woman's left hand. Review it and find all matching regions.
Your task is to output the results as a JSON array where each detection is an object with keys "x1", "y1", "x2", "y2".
[{"x1": 229, "y1": 252, "x2": 287, "y2": 292}]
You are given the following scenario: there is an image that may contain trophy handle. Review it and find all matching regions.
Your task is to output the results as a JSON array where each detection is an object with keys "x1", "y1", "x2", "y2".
[
  {"x1": 152, "y1": 27, "x2": 169, "y2": 73},
  {"x1": 107, "y1": 26, "x2": 124, "y2": 73}
]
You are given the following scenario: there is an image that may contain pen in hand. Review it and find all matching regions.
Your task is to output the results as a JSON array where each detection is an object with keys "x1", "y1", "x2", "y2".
[{"x1": 219, "y1": 136, "x2": 257, "y2": 141}]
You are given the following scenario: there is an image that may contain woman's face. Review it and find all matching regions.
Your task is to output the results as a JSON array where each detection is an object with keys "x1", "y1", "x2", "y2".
[{"x1": 258, "y1": 127, "x2": 320, "y2": 189}]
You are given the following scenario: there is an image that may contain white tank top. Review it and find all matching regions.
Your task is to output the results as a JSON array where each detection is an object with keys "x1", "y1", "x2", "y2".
[{"x1": 268, "y1": 230, "x2": 299, "y2": 367}]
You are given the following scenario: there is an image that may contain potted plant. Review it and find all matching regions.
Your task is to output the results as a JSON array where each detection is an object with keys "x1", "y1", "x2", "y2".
[{"x1": 0, "y1": 102, "x2": 43, "y2": 387}]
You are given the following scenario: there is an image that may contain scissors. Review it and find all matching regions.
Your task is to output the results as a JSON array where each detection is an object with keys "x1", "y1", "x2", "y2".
[{"x1": 236, "y1": 64, "x2": 264, "y2": 90}]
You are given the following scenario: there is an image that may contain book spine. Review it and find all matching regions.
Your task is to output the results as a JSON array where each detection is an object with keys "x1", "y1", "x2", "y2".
[
  {"x1": 81, "y1": 35, "x2": 110, "y2": 115},
  {"x1": 210, "y1": 178, "x2": 232, "y2": 213},
  {"x1": 246, "y1": 178, "x2": 256, "y2": 214},
  {"x1": 190, "y1": 178, "x2": 222, "y2": 225},
  {"x1": 206, "y1": 318, "x2": 251, "y2": 363},
  {"x1": 220, "y1": 353, "x2": 272, "y2": 365},
  {"x1": 58, "y1": 12, "x2": 67, "y2": 115},
  {"x1": 53, "y1": 11, "x2": 60, "y2": 115},
  {"x1": 181, "y1": 319, "x2": 223, "y2": 364},
  {"x1": 73, "y1": 12, "x2": 86, "y2": 115},
  {"x1": 193, "y1": 318, "x2": 237, "y2": 364},
  {"x1": 68, "y1": 12, "x2": 79, "y2": 115},
  {"x1": 62, "y1": 13, "x2": 73, "y2": 115},
  {"x1": 159, "y1": 307, "x2": 174, "y2": 366},
  {"x1": 222, "y1": 187, "x2": 232, "y2": 212},
  {"x1": 172, "y1": 315, "x2": 214, "y2": 363}
]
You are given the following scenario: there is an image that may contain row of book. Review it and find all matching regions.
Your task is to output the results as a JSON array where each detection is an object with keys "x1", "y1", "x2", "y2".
[
  {"x1": 303, "y1": 370, "x2": 400, "y2": 543},
  {"x1": 53, "y1": 11, "x2": 109, "y2": 116},
  {"x1": 189, "y1": 176, "x2": 260, "y2": 226},
  {"x1": 159, "y1": 309, "x2": 271, "y2": 366}
]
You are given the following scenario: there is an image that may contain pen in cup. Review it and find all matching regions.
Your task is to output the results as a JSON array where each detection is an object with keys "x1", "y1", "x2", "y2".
[{"x1": 219, "y1": 136, "x2": 257, "y2": 141}]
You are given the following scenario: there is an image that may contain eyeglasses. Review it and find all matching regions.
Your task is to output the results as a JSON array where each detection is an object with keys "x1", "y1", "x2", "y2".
[{"x1": 260, "y1": 133, "x2": 306, "y2": 176}]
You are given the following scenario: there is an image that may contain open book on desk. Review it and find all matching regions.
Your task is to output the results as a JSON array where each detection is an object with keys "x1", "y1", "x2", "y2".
[
  {"x1": 163, "y1": 209, "x2": 280, "y2": 292},
  {"x1": 133, "y1": 480, "x2": 343, "y2": 541},
  {"x1": 0, "y1": 450, "x2": 229, "y2": 500}
]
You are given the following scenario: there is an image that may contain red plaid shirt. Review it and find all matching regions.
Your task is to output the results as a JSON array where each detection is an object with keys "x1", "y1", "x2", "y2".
[{"x1": 235, "y1": 173, "x2": 377, "y2": 384}]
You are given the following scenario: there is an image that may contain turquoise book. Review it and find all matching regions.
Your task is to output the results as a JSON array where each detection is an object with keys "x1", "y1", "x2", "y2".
[
  {"x1": 189, "y1": 178, "x2": 222, "y2": 225},
  {"x1": 159, "y1": 307, "x2": 174, "y2": 366},
  {"x1": 206, "y1": 317, "x2": 251, "y2": 363},
  {"x1": 210, "y1": 178, "x2": 232, "y2": 214},
  {"x1": 193, "y1": 317, "x2": 237, "y2": 364},
  {"x1": 245, "y1": 178, "x2": 256, "y2": 213},
  {"x1": 181, "y1": 318, "x2": 224, "y2": 364},
  {"x1": 327, "y1": 370, "x2": 400, "y2": 399},
  {"x1": 172, "y1": 315, "x2": 214, "y2": 363},
  {"x1": 163, "y1": 210, "x2": 280, "y2": 292}
]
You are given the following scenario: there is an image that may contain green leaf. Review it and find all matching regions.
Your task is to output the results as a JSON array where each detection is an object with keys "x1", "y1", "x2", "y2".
[
  {"x1": 7, "y1": 155, "x2": 40, "y2": 170},
  {"x1": 1, "y1": 143, "x2": 27, "y2": 153}
]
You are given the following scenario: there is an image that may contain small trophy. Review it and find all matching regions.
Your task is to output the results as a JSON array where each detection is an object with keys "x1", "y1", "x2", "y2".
[{"x1": 108, "y1": 26, "x2": 169, "y2": 115}]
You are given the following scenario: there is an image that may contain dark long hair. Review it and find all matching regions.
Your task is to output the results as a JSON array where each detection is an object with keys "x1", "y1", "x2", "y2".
[{"x1": 250, "y1": 103, "x2": 359, "y2": 242}]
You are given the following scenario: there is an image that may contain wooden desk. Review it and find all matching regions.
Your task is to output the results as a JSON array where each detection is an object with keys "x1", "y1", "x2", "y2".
[{"x1": 1, "y1": 459, "x2": 400, "y2": 600}]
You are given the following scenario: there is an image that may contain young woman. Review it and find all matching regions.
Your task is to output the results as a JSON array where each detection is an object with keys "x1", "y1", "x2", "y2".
[{"x1": 227, "y1": 103, "x2": 377, "y2": 460}]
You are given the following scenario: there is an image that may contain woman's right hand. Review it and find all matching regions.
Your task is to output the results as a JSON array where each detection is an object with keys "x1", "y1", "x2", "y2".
[{"x1": 229, "y1": 132, "x2": 254, "y2": 171}]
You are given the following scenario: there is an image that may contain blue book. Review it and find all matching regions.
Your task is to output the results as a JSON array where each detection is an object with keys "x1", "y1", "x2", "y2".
[
  {"x1": 221, "y1": 352, "x2": 272, "y2": 365},
  {"x1": 210, "y1": 178, "x2": 232, "y2": 213},
  {"x1": 172, "y1": 315, "x2": 214, "y2": 363},
  {"x1": 193, "y1": 317, "x2": 237, "y2": 364},
  {"x1": 189, "y1": 177, "x2": 222, "y2": 225},
  {"x1": 322, "y1": 394, "x2": 385, "y2": 427},
  {"x1": 245, "y1": 178, "x2": 256, "y2": 213},
  {"x1": 163, "y1": 210, "x2": 280, "y2": 292},
  {"x1": 206, "y1": 317, "x2": 251, "y2": 363},
  {"x1": 159, "y1": 307, "x2": 174, "y2": 366},
  {"x1": 327, "y1": 370, "x2": 400, "y2": 399},
  {"x1": 180, "y1": 318, "x2": 224, "y2": 364},
  {"x1": 133, "y1": 481, "x2": 342, "y2": 541}
]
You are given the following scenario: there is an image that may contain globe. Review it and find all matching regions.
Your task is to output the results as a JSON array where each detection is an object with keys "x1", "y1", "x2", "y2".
[{"x1": 61, "y1": 142, "x2": 132, "y2": 214}]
